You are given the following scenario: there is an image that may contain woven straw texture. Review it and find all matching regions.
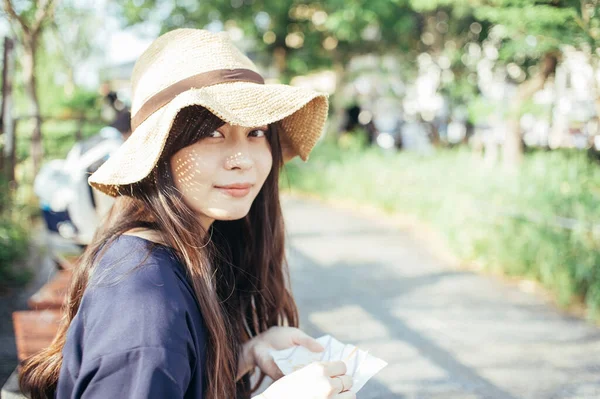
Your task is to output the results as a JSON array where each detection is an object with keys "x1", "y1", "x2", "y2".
[{"x1": 88, "y1": 28, "x2": 329, "y2": 197}]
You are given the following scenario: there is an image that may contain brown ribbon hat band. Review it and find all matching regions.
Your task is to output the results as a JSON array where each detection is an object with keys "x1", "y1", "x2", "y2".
[{"x1": 131, "y1": 68, "x2": 265, "y2": 131}]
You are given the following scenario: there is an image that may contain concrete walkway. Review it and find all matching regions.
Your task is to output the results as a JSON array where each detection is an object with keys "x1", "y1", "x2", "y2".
[{"x1": 283, "y1": 196, "x2": 600, "y2": 399}]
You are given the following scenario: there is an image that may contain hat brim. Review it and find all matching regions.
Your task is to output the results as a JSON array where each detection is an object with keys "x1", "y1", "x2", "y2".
[{"x1": 88, "y1": 81, "x2": 328, "y2": 197}]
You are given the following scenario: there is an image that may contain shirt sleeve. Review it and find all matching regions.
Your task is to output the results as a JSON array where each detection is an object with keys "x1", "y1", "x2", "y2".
[{"x1": 71, "y1": 347, "x2": 191, "y2": 399}]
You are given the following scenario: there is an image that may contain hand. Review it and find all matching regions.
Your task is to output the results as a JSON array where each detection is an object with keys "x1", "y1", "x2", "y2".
[
  {"x1": 259, "y1": 361, "x2": 355, "y2": 399},
  {"x1": 250, "y1": 326, "x2": 324, "y2": 380}
]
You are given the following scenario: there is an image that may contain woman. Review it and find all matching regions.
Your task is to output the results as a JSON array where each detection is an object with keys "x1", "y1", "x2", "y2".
[{"x1": 19, "y1": 29, "x2": 355, "y2": 399}]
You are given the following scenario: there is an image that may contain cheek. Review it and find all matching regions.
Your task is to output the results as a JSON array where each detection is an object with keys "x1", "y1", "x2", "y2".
[
  {"x1": 255, "y1": 145, "x2": 274, "y2": 181},
  {"x1": 170, "y1": 147, "x2": 214, "y2": 196}
]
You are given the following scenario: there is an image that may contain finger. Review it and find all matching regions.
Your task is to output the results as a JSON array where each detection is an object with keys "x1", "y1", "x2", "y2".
[
  {"x1": 324, "y1": 360, "x2": 347, "y2": 377},
  {"x1": 339, "y1": 375, "x2": 353, "y2": 391},
  {"x1": 335, "y1": 391, "x2": 357, "y2": 399},
  {"x1": 330, "y1": 375, "x2": 344, "y2": 394},
  {"x1": 270, "y1": 368, "x2": 285, "y2": 381},
  {"x1": 262, "y1": 359, "x2": 285, "y2": 380},
  {"x1": 293, "y1": 332, "x2": 324, "y2": 353},
  {"x1": 330, "y1": 374, "x2": 352, "y2": 393}
]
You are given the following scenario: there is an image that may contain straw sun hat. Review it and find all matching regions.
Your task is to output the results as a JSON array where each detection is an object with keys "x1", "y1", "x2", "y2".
[{"x1": 88, "y1": 28, "x2": 329, "y2": 197}]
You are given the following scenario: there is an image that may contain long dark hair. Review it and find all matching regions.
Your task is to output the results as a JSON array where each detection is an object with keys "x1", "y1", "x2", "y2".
[{"x1": 19, "y1": 105, "x2": 299, "y2": 399}]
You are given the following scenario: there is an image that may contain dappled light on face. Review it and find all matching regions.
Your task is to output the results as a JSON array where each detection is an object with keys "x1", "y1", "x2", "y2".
[
  {"x1": 225, "y1": 151, "x2": 252, "y2": 170},
  {"x1": 165, "y1": 121, "x2": 275, "y2": 226},
  {"x1": 172, "y1": 147, "x2": 212, "y2": 201}
]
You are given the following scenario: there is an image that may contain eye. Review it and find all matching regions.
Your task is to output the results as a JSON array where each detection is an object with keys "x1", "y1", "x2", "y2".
[
  {"x1": 208, "y1": 130, "x2": 224, "y2": 138},
  {"x1": 249, "y1": 129, "x2": 267, "y2": 138}
]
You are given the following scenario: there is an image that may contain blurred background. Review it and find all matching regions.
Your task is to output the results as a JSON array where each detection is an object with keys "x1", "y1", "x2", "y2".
[{"x1": 2, "y1": 0, "x2": 600, "y2": 398}]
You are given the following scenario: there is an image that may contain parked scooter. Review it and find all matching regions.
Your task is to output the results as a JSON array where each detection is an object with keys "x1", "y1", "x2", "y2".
[{"x1": 34, "y1": 127, "x2": 123, "y2": 246}]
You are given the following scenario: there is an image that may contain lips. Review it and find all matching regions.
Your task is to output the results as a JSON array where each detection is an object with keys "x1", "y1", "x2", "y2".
[
  {"x1": 214, "y1": 183, "x2": 253, "y2": 198},
  {"x1": 216, "y1": 183, "x2": 253, "y2": 189}
]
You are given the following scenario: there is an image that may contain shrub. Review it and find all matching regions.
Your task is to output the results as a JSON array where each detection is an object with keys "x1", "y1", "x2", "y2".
[{"x1": 282, "y1": 140, "x2": 600, "y2": 320}]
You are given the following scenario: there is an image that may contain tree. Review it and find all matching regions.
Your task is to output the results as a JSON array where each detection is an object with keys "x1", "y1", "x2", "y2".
[
  {"x1": 116, "y1": 0, "x2": 420, "y2": 80},
  {"x1": 115, "y1": 0, "x2": 597, "y2": 166},
  {"x1": 48, "y1": 0, "x2": 103, "y2": 99},
  {"x1": 114, "y1": 1, "x2": 493, "y2": 141},
  {"x1": 473, "y1": 2, "x2": 575, "y2": 166},
  {"x1": 117, "y1": 0, "x2": 440, "y2": 142},
  {"x1": 114, "y1": 0, "x2": 427, "y2": 139},
  {"x1": 572, "y1": 0, "x2": 600, "y2": 123},
  {"x1": 1, "y1": 37, "x2": 16, "y2": 185},
  {"x1": 2, "y1": 0, "x2": 57, "y2": 175}
]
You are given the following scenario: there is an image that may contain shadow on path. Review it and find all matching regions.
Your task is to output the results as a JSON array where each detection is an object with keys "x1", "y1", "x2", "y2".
[{"x1": 289, "y1": 245, "x2": 523, "y2": 399}]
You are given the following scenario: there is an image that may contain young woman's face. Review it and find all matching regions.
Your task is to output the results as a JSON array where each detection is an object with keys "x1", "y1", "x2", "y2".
[{"x1": 169, "y1": 123, "x2": 273, "y2": 230}]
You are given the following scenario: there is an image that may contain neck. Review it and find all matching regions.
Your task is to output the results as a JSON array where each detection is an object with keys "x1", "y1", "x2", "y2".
[
  {"x1": 197, "y1": 213, "x2": 215, "y2": 233},
  {"x1": 122, "y1": 213, "x2": 213, "y2": 246}
]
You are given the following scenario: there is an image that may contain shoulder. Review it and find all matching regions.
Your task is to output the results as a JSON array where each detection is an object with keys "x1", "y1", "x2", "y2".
[
  {"x1": 79, "y1": 235, "x2": 199, "y2": 360},
  {"x1": 90, "y1": 234, "x2": 181, "y2": 286},
  {"x1": 86, "y1": 235, "x2": 186, "y2": 311}
]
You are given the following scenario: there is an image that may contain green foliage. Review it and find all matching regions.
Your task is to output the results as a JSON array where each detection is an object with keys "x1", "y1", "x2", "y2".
[
  {"x1": 34, "y1": 40, "x2": 72, "y2": 117},
  {"x1": 282, "y1": 142, "x2": 600, "y2": 321},
  {"x1": 472, "y1": 1, "x2": 588, "y2": 74},
  {"x1": 16, "y1": 118, "x2": 106, "y2": 163},
  {"x1": 0, "y1": 217, "x2": 31, "y2": 286},
  {"x1": 59, "y1": 89, "x2": 103, "y2": 118},
  {"x1": 439, "y1": 70, "x2": 479, "y2": 107},
  {"x1": 337, "y1": 128, "x2": 371, "y2": 152},
  {"x1": 0, "y1": 0, "x2": 108, "y2": 289},
  {"x1": 116, "y1": 0, "x2": 420, "y2": 79},
  {"x1": 0, "y1": 179, "x2": 32, "y2": 288},
  {"x1": 468, "y1": 95, "x2": 548, "y2": 124},
  {"x1": 467, "y1": 95, "x2": 495, "y2": 125},
  {"x1": 411, "y1": 0, "x2": 591, "y2": 85}
]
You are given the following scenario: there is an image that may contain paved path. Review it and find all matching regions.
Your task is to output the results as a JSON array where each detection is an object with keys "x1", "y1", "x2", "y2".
[{"x1": 282, "y1": 196, "x2": 600, "y2": 399}]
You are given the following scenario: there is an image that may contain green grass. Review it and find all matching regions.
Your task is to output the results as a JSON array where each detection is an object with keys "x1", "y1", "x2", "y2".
[{"x1": 281, "y1": 134, "x2": 600, "y2": 321}]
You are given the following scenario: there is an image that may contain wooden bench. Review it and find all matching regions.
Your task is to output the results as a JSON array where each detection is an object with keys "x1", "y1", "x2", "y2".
[
  {"x1": 27, "y1": 269, "x2": 72, "y2": 310},
  {"x1": 12, "y1": 310, "x2": 62, "y2": 363},
  {"x1": 53, "y1": 252, "x2": 80, "y2": 271},
  {"x1": 2, "y1": 241, "x2": 81, "y2": 397},
  {"x1": 14, "y1": 259, "x2": 75, "y2": 363},
  {"x1": 3, "y1": 248, "x2": 79, "y2": 397}
]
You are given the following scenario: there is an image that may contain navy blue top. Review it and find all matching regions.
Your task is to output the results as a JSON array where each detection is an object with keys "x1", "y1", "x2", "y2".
[{"x1": 56, "y1": 235, "x2": 207, "y2": 398}]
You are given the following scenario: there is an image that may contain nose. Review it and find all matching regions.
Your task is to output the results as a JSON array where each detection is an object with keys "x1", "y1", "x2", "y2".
[{"x1": 225, "y1": 150, "x2": 253, "y2": 170}]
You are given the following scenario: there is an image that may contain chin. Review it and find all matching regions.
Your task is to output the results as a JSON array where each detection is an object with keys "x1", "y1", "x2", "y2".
[{"x1": 206, "y1": 207, "x2": 251, "y2": 221}]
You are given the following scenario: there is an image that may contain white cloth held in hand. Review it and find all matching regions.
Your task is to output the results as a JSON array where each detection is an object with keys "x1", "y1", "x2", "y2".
[{"x1": 269, "y1": 335, "x2": 387, "y2": 393}]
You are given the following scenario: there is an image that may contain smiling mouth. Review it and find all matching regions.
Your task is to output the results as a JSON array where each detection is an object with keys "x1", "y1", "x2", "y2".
[{"x1": 214, "y1": 184, "x2": 253, "y2": 198}]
